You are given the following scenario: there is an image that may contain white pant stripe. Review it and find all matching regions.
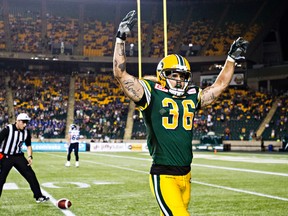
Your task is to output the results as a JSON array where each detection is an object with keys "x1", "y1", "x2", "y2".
[{"x1": 153, "y1": 175, "x2": 170, "y2": 216}]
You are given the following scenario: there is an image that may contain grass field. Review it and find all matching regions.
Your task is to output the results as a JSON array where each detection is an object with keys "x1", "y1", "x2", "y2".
[{"x1": 0, "y1": 151, "x2": 287, "y2": 216}]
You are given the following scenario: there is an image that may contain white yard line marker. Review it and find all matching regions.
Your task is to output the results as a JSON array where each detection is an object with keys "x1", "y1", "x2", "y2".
[
  {"x1": 192, "y1": 164, "x2": 288, "y2": 177},
  {"x1": 41, "y1": 188, "x2": 76, "y2": 216},
  {"x1": 45, "y1": 153, "x2": 288, "y2": 202},
  {"x1": 78, "y1": 159, "x2": 288, "y2": 202},
  {"x1": 87, "y1": 152, "x2": 152, "y2": 161},
  {"x1": 11, "y1": 167, "x2": 76, "y2": 216},
  {"x1": 85, "y1": 152, "x2": 288, "y2": 177},
  {"x1": 194, "y1": 153, "x2": 288, "y2": 164},
  {"x1": 50, "y1": 152, "x2": 288, "y2": 177},
  {"x1": 192, "y1": 180, "x2": 288, "y2": 201},
  {"x1": 3, "y1": 183, "x2": 19, "y2": 190}
]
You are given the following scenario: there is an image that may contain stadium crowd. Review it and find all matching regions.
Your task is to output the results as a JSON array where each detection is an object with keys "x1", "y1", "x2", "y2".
[
  {"x1": 0, "y1": 0, "x2": 274, "y2": 57},
  {"x1": 0, "y1": 0, "x2": 287, "y2": 143},
  {"x1": 0, "y1": 67, "x2": 287, "y2": 142}
]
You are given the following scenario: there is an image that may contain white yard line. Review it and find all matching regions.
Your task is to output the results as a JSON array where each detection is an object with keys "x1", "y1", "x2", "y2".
[
  {"x1": 84, "y1": 152, "x2": 288, "y2": 177},
  {"x1": 11, "y1": 167, "x2": 76, "y2": 216},
  {"x1": 192, "y1": 180, "x2": 288, "y2": 201},
  {"x1": 81, "y1": 159, "x2": 148, "y2": 174},
  {"x1": 192, "y1": 164, "x2": 288, "y2": 177},
  {"x1": 46, "y1": 153, "x2": 288, "y2": 202},
  {"x1": 87, "y1": 152, "x2": 152, "y2": 161},
  {"x1": 81, "y1": 159, "x2": 288, "y2": 202},
  {"x1": 195, "y1": 154, "x2": 288, "y2": 164},
  {"x1": 41, "y1": 188, "x2": 76, "y2": 216}
]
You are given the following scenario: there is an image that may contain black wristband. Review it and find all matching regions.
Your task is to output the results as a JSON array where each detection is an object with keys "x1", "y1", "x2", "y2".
[
  {"x1": 116, "y1": 31, "x2": 126, "y2": 41},
  {"x1": 28, "y1": 155, "x2": 33, "y2": 159}
]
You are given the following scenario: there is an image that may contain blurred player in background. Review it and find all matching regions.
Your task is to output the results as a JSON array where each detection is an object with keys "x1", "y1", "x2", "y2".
[
  {"x1": 0, "y1": 113, "x2": 49, "y2": 203},
  {"x1": 113, "y1": 11, "x2": 248, "y2": 216},
  {"x1": 65, "y1": 124, "x2": 81, "y2": 167}
]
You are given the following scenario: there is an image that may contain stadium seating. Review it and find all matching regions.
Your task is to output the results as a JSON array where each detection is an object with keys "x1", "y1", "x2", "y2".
[
  {"x1": 0, "y1": 75, "x2": 9, "y2": 129},
  {"x1": 0, "y1": 0, "x2": 286, "y2": 144},
  {"x1": 0, "y1": 68, "x2": 285, "y2": 142},
  {"x1": 74, "y1": 73, "x2": 129, "y2": 140},
  {"x1": 261, "y1": 95, "x2": 288, "y2": 141},
  {"x1": 11, "y1": 70, "x2": 69, "y2": 138},
  {"x1": 0, "y1": 0, "x2": 280, "y2": 57}
]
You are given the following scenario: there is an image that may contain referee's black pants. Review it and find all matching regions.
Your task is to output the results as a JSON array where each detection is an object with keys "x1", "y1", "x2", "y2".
[{"x1": 0, "y1": 154, "x2": 43, "y2": 198}]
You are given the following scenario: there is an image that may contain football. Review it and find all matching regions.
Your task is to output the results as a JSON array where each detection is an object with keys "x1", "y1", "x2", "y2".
[{"x1": 56, "y1": 198, "x2": 72, "y2": 209}]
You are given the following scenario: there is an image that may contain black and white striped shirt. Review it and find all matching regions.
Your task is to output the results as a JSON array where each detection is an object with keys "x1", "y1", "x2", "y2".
[{"x1": 0, "y1": 124, "x2": 31, "y2": 155}]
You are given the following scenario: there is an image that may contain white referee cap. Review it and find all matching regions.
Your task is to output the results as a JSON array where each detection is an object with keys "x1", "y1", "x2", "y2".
[{"x1": 17, "y1": 113, "x2": 31, "y2": 121}]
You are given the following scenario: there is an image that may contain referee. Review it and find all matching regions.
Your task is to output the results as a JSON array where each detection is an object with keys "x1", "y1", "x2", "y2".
[{"x1": 0, "y1": 113, "x2": 49, "y2": 203}]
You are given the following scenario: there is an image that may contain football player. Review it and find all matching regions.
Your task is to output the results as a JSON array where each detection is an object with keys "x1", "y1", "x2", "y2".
[
  {"x1": 65, "y1": 124, "x2": 81, "y2": 167},
  {"x1": 113, "y1": 10, "x2": 248, "y2": 216}
]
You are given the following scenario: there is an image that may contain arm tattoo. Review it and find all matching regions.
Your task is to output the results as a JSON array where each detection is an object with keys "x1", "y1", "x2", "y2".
[
  {"x1": 114, "y1": 59, "x2": 126, "y2": 72},
  {"x1": 118, "y1": 43, "x2": 125, "y2": 56},
  {"x1": 119, "y1": 62, "x2": 126, "y2": 72},
  {"x1": 116, "y1": 43, "x2": 126, "y2": 72},
  {"x1": 201, "y1": 86, "x2": 216, "y2": 107},
  {"x1": 123, "y1": 77, "x2": 141, "y2": 99}
]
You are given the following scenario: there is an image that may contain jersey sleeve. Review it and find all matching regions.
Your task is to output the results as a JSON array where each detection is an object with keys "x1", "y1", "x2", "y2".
[{"x1": 134, "y1": 79, "x2": 152, "y2": 111}]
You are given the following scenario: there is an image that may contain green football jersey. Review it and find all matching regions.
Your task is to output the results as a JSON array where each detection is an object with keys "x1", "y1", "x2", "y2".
[{"x1": 137, "y1": 79, "x2": 201, "y2": 167}]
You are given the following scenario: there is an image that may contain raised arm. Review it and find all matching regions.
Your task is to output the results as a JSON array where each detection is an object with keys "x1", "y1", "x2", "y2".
[
  {"x1": 113, "y1": 10, "x2": 144, "y2": 102},
  {"x1": 201, "y1": 37, "x2": 249, "y2": 107}
]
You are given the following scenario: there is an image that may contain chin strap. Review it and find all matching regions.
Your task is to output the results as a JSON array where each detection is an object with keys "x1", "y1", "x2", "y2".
[
  {"x1": 166, "y1": 79, "x2": 187, "y2": 96},
  {"x1": 169, "y1": 88, "x2": 185, "y2": 96}
]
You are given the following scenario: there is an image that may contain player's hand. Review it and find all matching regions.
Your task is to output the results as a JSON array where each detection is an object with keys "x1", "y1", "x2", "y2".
[
  {"x1": 27, "y1": 157, "x2": 33, "y2": 166},
  {"x1": 116, "y1": 10, "x2": 137, "y2": 41},
  {"x1": 228, "y1": 37, "x2": 249, "y2": 60}
]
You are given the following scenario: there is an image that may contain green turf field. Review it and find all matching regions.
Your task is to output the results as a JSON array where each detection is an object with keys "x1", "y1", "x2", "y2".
[{"x1": 0, "y1": 151, "x2": 287, "y2": 216}]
